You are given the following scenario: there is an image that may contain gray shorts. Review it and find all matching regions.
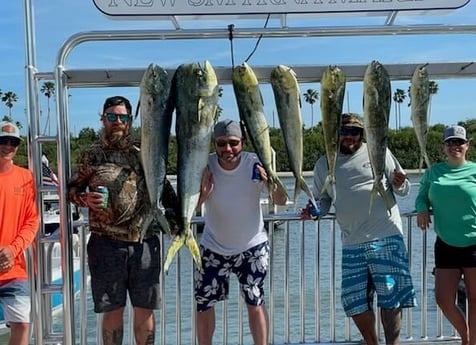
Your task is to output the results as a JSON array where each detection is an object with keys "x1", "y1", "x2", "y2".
[
  {"x1": 87, "y1": 234, "x2": 161, "y2": 313},
  {"x1": 0, "y1": 279, "x2": 30, "y2": 323}
]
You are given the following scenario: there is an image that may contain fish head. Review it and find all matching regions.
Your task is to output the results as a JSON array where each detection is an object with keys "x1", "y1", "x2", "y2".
[
  {"x1": 140, "y1": 63, "x2": 169, "y2": 97},
  {"x1": 321, "y1": 65, "x2": 346, "y2": 94},
  {"x1": 271, "y1": 65, "x2": 297, "y2": 91},
  {"x1": 232, "y1": 62, "x2": 259, "y2": 91},
  {"x1": 196, "y1": 60, "x2": 219, "y2": 98}
]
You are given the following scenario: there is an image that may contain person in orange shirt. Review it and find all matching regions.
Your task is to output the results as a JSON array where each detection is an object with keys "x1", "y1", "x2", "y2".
[{"x1": 0, "y1": 121, "x2": 39, "y2": 345}]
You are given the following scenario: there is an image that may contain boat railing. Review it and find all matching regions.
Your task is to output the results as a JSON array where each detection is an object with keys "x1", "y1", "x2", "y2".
[{"x1": 69, "y1": 212, "x2": 463, "y2": 345}]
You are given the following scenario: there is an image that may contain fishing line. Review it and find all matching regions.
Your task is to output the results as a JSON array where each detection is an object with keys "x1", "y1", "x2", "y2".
[
  {"x1": 244, "y1": 14, "x2": 270, "y2": 64},
  {"x1": 228, "y1": 24, "x2": 235, "y2": 69}
]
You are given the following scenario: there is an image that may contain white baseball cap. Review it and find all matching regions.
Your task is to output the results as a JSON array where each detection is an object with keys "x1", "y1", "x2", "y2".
[{"x1": 0, "y1": 121, "x2": 22, "y2": 140}]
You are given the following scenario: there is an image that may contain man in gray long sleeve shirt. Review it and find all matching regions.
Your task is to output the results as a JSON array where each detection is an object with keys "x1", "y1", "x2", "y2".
[{"x1": 301, "y1": 113, "x2": 416, "y2": 345}]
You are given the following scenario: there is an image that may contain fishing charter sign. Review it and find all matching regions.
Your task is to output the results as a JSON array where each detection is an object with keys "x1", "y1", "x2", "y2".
[{"x1": 93, "y1": 0, "x2": 470, "y2": 19}]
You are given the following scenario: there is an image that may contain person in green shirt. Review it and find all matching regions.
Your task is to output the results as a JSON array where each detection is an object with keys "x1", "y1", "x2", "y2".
[{"x1": 416, "y1": 124, "x2": 476, "y2": 345}]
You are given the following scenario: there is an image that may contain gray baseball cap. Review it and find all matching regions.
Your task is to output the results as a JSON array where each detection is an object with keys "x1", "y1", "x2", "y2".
[
  {"x1": 213, "y1": 119, "x2": 243, "y2": 139},
  {"x1": 444, "y1": 125, "x2": 467, "y2": 142}
]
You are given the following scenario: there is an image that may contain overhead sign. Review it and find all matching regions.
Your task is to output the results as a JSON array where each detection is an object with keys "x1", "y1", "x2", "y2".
[{"x1": 93, "y1": 0, "x2": 470, "y2": 19}]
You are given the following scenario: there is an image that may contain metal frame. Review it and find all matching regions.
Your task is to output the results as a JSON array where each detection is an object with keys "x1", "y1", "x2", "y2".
[{"x1": 22, "y1": 0, "x2": 476, "y2": 344}]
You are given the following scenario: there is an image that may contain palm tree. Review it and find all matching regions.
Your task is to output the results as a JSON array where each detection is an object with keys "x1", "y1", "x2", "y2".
[
  {"x1": 392, "y1": 88, "x2": 406, "y2": 131},
  {"x1": 303, "y1": 89, "x2": 319, "y2": 128},
  {"x1": 428, "y1": 80, "x2": 439, "y2": 125},
  {"x1": 1, "y1": 91, "x2": 18, "y2": 118},
  {"x1": 40, "y1": 81, "x2": 55, "y2": 135}
]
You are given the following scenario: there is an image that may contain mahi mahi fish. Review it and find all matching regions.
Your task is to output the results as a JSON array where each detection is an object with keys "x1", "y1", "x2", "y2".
[
  {"x1": 320, "y1": 66, "x2": 346, "y2": 203},
  {"x1": 410, "y1": 64, "x2": 431, "y2": 170},
  {"x1": 163, "y1": 60, "x2": 219, "y2": 274},
  {"x1": 363, "y1": 60, "x2": 393, "y2": 215},
  {"x1": 270, "y1": 65, "x2": 316, "y2": 208},
  {"x1": 139, "y1": 63, "x2": 173, "y2": 239},
  {"x1": 232, "y1": 62, "x2": 288, "y2": 204}
]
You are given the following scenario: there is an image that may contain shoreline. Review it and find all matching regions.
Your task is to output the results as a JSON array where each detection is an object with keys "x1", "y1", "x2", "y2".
[
  {"x1": 167, "y1": 169, "x2": 424, "y2": 180},
  {"x1": 277, "y1": 169, "x2": 424, "y2": 178}
]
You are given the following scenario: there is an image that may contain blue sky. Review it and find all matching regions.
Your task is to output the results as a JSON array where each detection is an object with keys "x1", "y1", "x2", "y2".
[{"x1": 2, "y1": 1, "x2": 476, "y2": 136}]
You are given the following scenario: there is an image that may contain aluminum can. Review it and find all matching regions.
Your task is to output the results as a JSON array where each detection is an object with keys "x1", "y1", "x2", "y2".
[
  {"x1": 251, "y1": 162, "x2": 262, "y2": 182},
  {"x1": 308, "y1": 198, "x2": 321, "y2": 217},
  {"x1": 97, "y1": 186, "x2": 109, "y2": 209}
]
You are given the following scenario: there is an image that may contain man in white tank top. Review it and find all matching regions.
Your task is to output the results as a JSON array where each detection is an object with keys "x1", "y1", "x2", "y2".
[{"x1": 194, "y1": 119, "x2": 287, "y2": 345}]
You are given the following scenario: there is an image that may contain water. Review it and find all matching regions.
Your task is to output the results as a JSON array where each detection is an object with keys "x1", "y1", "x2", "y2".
[{"x1": 5, "y1": 174, "x2": 448, "y2": 344}]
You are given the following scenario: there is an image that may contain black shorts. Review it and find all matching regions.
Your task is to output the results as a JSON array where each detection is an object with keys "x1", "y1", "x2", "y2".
[
  {"x1": 434, "y1": 236, "x2": 476, "y2": 268},
  {"x1": 87, "y1": 233, "x2": 161, "y2": 313}
]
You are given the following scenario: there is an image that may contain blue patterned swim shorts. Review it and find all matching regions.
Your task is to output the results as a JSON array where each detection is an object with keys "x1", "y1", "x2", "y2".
[{"x1": 341, "y1": 235, "x2": 417, "y2": 317}]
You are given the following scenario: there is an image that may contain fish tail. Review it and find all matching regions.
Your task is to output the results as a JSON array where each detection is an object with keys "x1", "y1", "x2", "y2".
[
  {"x1": 185, "y1": 228, "x2": 202, "y2": 270},
  {"x1": 269, "y1": 174, "x2": 289, "y2": 205},
  {"x1": 293, "y1": 178, "x2": 302, "y2": 205},
  {"x1": 154, "y1": 209, "x2": 171, "y2": 235},
  {"x1": 368, "y1": 185, "x2": 378, "y2": 215},
  {"x1": 140, "y1": 213, "x2": 154, "y2": 243},
  {"x1": 163, "y1": 233, "x2": 186, "y2": 274},
  {"x1": 423, "y1": 151, "x2": 431, "y2": 169},
  {"x1": 320, "y1": 174, "x2": 335, "y2": 198},
  {"x1": 369, "y1": 182, "x2": 392, "y2": 215},
  {"x1": 300, "y1": 176, "x2": 317, "y2": 207},
  {"x1": 331, "y1": 182, "x2": 337, "y2": 205}
]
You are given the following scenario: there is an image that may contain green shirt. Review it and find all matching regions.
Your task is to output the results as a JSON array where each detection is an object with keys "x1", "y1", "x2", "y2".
[{"x1": 415, "y1": 161, "x2": 476, "y2": 247}]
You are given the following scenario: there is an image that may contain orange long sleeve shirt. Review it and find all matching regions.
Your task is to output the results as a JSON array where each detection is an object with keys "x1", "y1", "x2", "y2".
[{"x1": 0, "y1": 164, "x2": 39, "y2": 281}]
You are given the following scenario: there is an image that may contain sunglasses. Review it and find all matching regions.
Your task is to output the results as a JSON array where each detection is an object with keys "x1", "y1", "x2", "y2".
[
  {"x1": 340, "y1": 127, "x2": 362, "y2": 136},
  {"x1": 215, "y1": 139, "x2": 241, "y2": 148},
  {"x1": 105, "y1": 112, "x2": 131, "y2": 123},
  {"x1": 445, "y1": 138, "x2": 467, "y2": 147},
  {"x1": 0, "y1": 137, "x2": 21, "y2": 147}
]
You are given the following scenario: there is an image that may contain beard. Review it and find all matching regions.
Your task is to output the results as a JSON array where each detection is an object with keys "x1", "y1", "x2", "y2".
[
  {"x1": 102, "y1": 127, "x2": 131, "y2": 150},
  {"x1": 340, "y1": 140, "x2": 362, "y2": 155}
]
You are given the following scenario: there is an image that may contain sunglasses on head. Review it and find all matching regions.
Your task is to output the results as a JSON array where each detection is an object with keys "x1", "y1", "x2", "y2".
[
  {"x1": 0, "y1": 137, "x2": 21, "y2": 147},
  {"x1": 105, "y1": 112, "x2": 131, "y2": 123},
  {"x1": 340, "y1": 127, "x2": 362, "y2": 136},
  {"x1": 215, "y1": 139, "x2": 241, "y2": 148},
  {"x1": 445, "y1": 138, "x2": 467, "y2": 146}
]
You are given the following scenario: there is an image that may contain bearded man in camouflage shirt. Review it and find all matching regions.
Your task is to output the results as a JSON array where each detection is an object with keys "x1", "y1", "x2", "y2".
[{"x1": 68, "y1": 95, "x2": 178, "y2": 345}]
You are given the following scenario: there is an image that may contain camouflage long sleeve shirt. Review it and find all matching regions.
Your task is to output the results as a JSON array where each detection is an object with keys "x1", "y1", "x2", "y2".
[{"x1": 67, "y1": 140, "x2": 178, "y2": 241}]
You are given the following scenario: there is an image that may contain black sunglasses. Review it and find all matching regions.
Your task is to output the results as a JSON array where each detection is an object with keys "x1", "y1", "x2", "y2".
[
  {"x1": 340, "y1": 127, "x2": 362, "y2": 136},
  {"x1": 0, "y1": 137, "x2": 21, "y2": 147},
  {"x1": 105, "y1": 112, "x2": 131, "y2": 123},
  {"x1": 445, "y1": 138, "x2": 467, "y2": 147},
  {"x1": 215, "y1": 139, "x2": 241, "y2": 148}
]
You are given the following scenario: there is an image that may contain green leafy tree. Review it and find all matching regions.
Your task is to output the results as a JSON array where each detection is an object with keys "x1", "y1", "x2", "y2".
[
  {"x1": 392, "y1": 88, "x2": 405, "y2": 131},
  {"x1": 40, "y1": 81, "x2": 55, "y2": 135},
  {"x1": 303, "y1": 89, "x2": 319, "y2": 128},
  {"x1": 1, "y1": 91, "x2": 18, "y2": 119}
]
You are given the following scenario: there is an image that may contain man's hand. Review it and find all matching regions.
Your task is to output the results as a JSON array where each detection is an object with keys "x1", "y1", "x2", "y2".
[
  {"x1": 392, "y1": 169, "x2": 407, "y2": 189},
  {"x1": 0, "y1": 247, "x2": 14, "y2": 273},
  {"x1": 299, "y1": 203, "x2": 319, "y2": 221}
]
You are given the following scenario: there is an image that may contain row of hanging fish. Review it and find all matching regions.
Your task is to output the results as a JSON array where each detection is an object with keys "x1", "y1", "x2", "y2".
[
  {"x1": 240, "y1": 61, "x2": 430, "y2": 216},
  {"x1": 138, "y1": 60, "x2": 431, "y2": 270},
  {"x1": 139, "y1": 61, "x2": 219, "y2": 273}
]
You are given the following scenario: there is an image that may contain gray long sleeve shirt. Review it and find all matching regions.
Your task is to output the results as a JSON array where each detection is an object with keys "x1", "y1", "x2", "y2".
[{"x1": 314, "y1": 143, "x2": 410, "y2": 246}]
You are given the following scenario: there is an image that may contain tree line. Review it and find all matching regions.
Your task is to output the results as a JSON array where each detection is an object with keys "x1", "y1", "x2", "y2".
[
  {"x1": 7, "y1": 79, "x2": 474, "y2": 174},
  {"x1": 12, "y1": 119, "x2": 476, "y2": 175}
]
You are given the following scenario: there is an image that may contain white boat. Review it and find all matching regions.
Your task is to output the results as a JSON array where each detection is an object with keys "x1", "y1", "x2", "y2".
[{"x1": 0, "y1": 195, "x2": 85, "y2": 332}]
